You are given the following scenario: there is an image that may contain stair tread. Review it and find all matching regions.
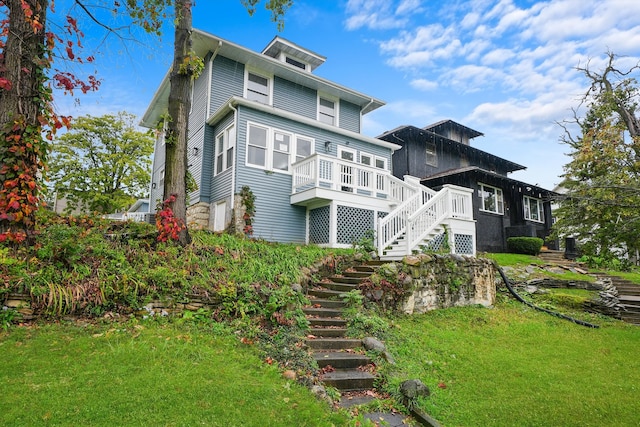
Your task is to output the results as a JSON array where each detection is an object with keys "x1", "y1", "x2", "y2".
[
  {"x1": 314, "y1": 351, "x2": 370, "y2": 361},
  {"x1": 321, "y1": 370, "x2": 375, "y2": 380}
]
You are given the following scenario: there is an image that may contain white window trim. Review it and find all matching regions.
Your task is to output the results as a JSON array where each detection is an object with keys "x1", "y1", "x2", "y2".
[
  {"x1": 374, "y1": 155, "x2": 387, "y2": 170},
  {"x1": 524, "y1": 195, "x2": 544, "y2": 223},
  {"x1": 337, "y1": 146, "x2": 356, "y2": 162},
  {"x1": 478, "y1": 183, "x2": 504, "y2": 215},
  {"x1": 294, "y1": 135, "x2": 314, "y2": 164},
  {"x1": 359, "y1": 151, "x2": 374, "y2": 167},
  {"x1": 244, "y1": 68, "x2": 273, "y2": 105},
  {"x1": 317, "y1": 93, "x2": 339, "y2": 127},
  {"x1": 214, "y1": 124, "x2": 235, "y2": 176},
  {"x1": 245, "y1": 121, "x2": 315, "y2": 174}
]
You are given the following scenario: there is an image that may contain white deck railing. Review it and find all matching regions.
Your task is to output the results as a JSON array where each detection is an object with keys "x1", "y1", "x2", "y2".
[
  {"x1": 291, "y1": 154, "x2": 474, "y2": 257},
  {"x1": 292, "y1": 153, "x2": 417, "y2": 203},
  {"x1": 378, "y1": 184, "x2": 473, "y2": 257}
]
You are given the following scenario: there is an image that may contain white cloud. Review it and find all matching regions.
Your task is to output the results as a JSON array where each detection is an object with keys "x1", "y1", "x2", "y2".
[
  {"x1": 410, "y1": 78, "x2": 438, "y2": 91},
  {"x1": 344, "y1": 0, "x2": 422, "y2": 30}
]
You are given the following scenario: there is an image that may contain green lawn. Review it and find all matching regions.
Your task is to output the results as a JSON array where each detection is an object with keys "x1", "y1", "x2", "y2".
[
  {"x1": 0, "y1": 321, "x2": 349, "y2": 427},
  {"x1": 384, "y1": 302, "x2": 640, "y2": 426}
]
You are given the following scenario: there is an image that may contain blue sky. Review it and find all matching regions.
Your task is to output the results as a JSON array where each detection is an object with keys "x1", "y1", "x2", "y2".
[{"x1": 53, "y1": 0, "x2": 640, "y2": 190}]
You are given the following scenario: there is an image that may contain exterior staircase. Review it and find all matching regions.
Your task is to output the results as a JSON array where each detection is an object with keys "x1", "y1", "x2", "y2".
[
  {"x1": 590, "y1": 273, "x2": 640, "y2": 325},
  {"x1": 377, "y1": 182, "x2": 476, "y2": 260},
  {"x1": 303, "y1": 262, "x2": 381, "y2": 391},
  {"x1": 539, "y1": 250, "x2": 640, "y2": 325}
]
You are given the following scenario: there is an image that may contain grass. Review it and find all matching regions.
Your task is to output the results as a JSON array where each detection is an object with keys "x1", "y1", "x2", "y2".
[
  {"x1": 384, "y1": 302, "x2": 640, "y2": 427},
  {"x1": 0, "y1": 320, "x2": 351, "y2": 427},
  {"x1": 479, "y1": 252, "x2": 543, "y2": 266}
]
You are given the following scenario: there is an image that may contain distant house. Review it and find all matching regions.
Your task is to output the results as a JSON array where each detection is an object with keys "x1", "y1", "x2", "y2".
[
  {"x1": 378, "y1": 120, "x2": 556, "y2": 253},
  {"x1": 141, "y1": 30, "x2": 476, "y2": 258}
]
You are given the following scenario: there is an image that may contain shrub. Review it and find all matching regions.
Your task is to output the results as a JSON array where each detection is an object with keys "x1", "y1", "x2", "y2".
[{"x1": 507, "y1": 237, "x2": 544, "y2": 255}]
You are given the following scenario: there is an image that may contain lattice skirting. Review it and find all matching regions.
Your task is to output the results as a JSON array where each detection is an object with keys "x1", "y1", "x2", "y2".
[
  {"x1": 309, "y1": 206, "x2": 330, "y2": 244},
  {"x1": 454, "y1": 233, "x2": 474, "y2": 254},
  {"x1": 336, "y1": 205, "x2": 374, "y2": 245}
]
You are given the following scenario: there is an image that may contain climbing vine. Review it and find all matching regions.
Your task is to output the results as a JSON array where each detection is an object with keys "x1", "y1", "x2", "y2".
[
  {"x1": 155, "y1": 194, "x2": 186, "y2": 242},
  {"x1": 0, "y1": 2, "x2": 99, "y2": 244},
  {"x1": 239, "y1": 186, "x2": 256, "y2": 236}
]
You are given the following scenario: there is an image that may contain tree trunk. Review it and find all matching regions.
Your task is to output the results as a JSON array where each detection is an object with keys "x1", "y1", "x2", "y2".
[
  {"x1": 0, "y1": 0, "x2": 48, "y2": 239},
  {"x1": 163, "y1": 0, "x2": 193, "y2": 245}
]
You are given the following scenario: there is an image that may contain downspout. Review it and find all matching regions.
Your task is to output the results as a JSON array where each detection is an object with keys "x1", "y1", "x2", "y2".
[
  {"x1": 228, "y1": 101, "x2": 238, "y2": 215},
  {"x1": 205, "y1": 41, "x2": 222, "y2": 119},
  {"x1": 360, "y1": 98, "x2": 374, "y2": 132}
]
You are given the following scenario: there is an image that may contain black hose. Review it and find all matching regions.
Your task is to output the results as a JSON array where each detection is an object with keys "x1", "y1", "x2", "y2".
[{"x1": 492, "y1": 261, "x2": 600, "y2": 329}]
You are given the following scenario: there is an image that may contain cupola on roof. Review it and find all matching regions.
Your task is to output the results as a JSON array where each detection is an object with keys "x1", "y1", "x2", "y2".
[{"x1": 261, "y1": 36, "x2": 326, "y2": 72}]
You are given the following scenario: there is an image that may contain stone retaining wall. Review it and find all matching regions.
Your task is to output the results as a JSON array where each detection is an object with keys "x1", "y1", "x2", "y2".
[{"x1": 384, "y1": 254, "x2": 496, "y2": 314}]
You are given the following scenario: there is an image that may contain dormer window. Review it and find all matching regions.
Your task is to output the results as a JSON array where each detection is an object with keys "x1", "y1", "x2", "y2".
[
  {"x1": 246, "y1": 71, "x2": 271, "y2": 104},
  {"x1": 285, "y1": 56, "x2": 307, "y2": 71}
]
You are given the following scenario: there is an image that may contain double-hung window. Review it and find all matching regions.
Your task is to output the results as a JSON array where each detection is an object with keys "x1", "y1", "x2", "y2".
[
  {"x1": 246, "y1": 122, "x2": 314, "y2": 173},
  {"x1": 247, "y1": 124, "x2": 269, "y2": 168},
  {"x1": 318, "y1": 97, "x2": 337, "y2": 125},
  {"x1": 215, "y1": 125, "x2": 235, "y2": 175},
  {"x1": 294, "y1": 136, "x2": 313, "y2": 163},
  {"x1": 272, "y1": 131, "x2": 291, "y2": 171},
  {"x1": 479, "y1": 183, "x2": 504, "y2": 214},
  {"x1": 524, "y1": 196, "x2": 544, "y2": 222},
  {"x1": 246, "y1": 71, "x2": 271, "y2": 104}
]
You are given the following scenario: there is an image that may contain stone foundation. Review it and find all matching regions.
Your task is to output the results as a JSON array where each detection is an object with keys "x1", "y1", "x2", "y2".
[{"x1": 186, "y1": 202, "x2": 210, "y2": 230}]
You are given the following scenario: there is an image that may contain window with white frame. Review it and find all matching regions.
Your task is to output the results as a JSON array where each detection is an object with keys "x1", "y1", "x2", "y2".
[
  {"x1": 479, "y1": 183, "x2": 504, "y2": 214},
  {"x1": 215, "y1": 125, "x2": 235, "y2": 175},
  {"x1": 318, "y1": 96, "x2": 337, "y2": 125},
  {"x1": 246, "y1": 71, "x2": 271, "y2": 104},
  {"x1": 295, "y1": 136, "x2": 313, "y2": 163},
  {"x1": 360, "y1": 152, "x2": 387, "y2": 170},
  {"x1": 247, "y1": 123, "x2": 268, "y2": 168},
  {"x1": 246, "y1": 122, "x2": 314, "y2": 172},
  {"x1": 524, "y1": 196, "x2": 544, "y2": 222},
  {"x1": 272, "y1": 130, "x2": 291, "y2": 171}
]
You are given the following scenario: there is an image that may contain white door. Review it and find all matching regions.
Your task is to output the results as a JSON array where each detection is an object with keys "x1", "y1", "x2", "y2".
[{"x1": 214, "y1": 201, "x2": 226, "y2": 232}]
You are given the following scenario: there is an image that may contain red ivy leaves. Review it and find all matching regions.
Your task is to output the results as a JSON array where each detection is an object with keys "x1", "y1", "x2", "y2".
[
  {"x1": 0, "y1": 77, "x2": 12, "y2": 90},
  {"x1": 155, "y1": 194, "x2": 186, "y2": 243}
]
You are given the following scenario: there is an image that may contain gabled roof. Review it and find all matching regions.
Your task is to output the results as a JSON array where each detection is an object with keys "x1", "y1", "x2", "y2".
[
  {"x1": 141, "y1": 29, "x2": 385, "y2": 128},
  {"x1": 377, "y1": 125, "x2": 525, "y2": 173},
  {"x1": 423, "y1": 119, "x2": 483, "y2": 139},
  {"x1": 422, "y1": 166, "x2": 557, "y2": 197}
]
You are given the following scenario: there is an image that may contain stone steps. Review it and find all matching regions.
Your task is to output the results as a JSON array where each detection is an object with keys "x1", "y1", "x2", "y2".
[{"x1": 304, "y1": 263, "x2": 380, "y2": 392}]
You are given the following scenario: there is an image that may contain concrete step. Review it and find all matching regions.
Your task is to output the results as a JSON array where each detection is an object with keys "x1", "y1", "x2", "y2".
[
  {"x1": 306, "y1": 338, "x2": 362, "y2": 350},
  {"x1": 308, "y1": 298, "x2": 348, "y2": 309},
  {"x1": 319, "y1": 282, "x2": 359, "y2": 292},
  {"x1": 307, "y1": 317, "x2": 347, "y2": 327},
  {"x1": 314, "y1": 351, "x2": 371, "y2": 369},
  {"x1": 320, "y1": 369, "x2": 376, "y2": 391},
  {"x1": 303, "y1": 307, "x2": 343, "y2": 318},
  {"x1": 309, "y1": 327, "x2": 347, "y2": 338},
  {"x1": 343, "y1": 271, "x2": 373, "y2": 279},
  {"x1": 308, "y1": 288, "x2": 348, "y2": 300},
  {"x1": 328, "y1": 276, "x2": 365, "y2": 285}
]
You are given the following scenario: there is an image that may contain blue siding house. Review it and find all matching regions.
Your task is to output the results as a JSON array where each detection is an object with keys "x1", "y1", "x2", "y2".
[{"x1": 142, "y1": 30, "x2": 476, "y2": 258}]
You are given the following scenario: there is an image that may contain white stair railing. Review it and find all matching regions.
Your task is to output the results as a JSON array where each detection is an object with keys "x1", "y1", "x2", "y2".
[{"x1": 378, "y1": 183, "x2": 474, "y2": 257}]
